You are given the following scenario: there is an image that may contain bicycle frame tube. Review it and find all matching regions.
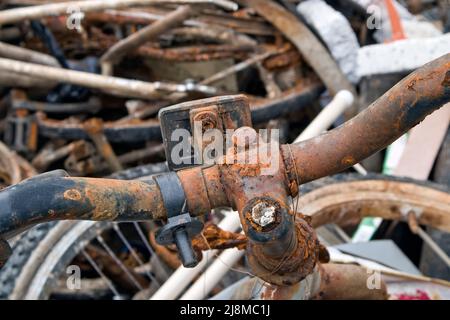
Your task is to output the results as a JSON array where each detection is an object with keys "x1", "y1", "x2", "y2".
[
  {"x1": 0, "y1": 54, "x2": 449, "y2": 282},
  {"x1": 282, "y1": 53, "x2": 450, "y2": 191},
  {"x1": 217, "y1": 263, "x2": 388, "y2": 300}
]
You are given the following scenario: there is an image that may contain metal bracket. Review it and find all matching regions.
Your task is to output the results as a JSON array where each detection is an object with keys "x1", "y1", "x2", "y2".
[
  {"x1": 159, "y1": 95, "x2": 252, "y2": 171},
  {"x1": 154, "y1": 172, "x2": 203, "y2": 268}
]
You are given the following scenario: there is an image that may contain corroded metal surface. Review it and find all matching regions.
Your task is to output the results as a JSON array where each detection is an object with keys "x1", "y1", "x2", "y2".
[
  {"x1": 0, "y1": 55, "x2": 449, "y2": 287},
  {"x1": 229, "y1": 263, "x2": 387, "y2": 300},
  {"x1": 83, "y1": 118, "x2": 123, "y2": 172},
  {"x1": 176, "y1": 55, "x2": 450, "y2": 284},
  {"x1": 178, "y1": 124, "x2": 324, "y2": 285},
  {"x1": 240, "y1": 0, "x2": 355, "y2": 97},
  {"x1": 0, "y1": 171, "x2": 166, "y2": 238},
  {"x1": 34, "y1": 83, "x2": 322, "y2": 143},
  {"x1": 312, "y1": 264, "x2": 388, "y2": 300},
  {"x1": 192, "y1": 222, "x2": 247, "y2": 251},
  {"x1": 282, "y1": 53, "x2": 450, "y2": 192},
  {"x1": 246, "y1": 217, "x2": 322, "y2": 285}
]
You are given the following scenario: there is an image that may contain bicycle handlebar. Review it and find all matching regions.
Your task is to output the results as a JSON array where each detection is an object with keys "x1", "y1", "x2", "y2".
[
  {"x1": 282, "y1": 53, "x2": 450, "y2": 187},
  {"x1": 0, "y1": 53, "x2": 448, "y2": 274},
  {"x1": 0, "y1": 170, "x2": 165, "y2": 239}
]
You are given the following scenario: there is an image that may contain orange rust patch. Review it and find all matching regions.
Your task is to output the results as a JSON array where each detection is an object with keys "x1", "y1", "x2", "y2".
[
  {"x1": 407, "y1": 79, "x2": 417, "y2": 91},
  {"x1": 64, "y1": 189, "x2": 82, "y2": 201},
  {"x1": 238, "y1": 164, "x2": 261, "y2": 177},
  {"x1": 192, "y1": 223, "x2": 247, "y2": 252},
  {"x1": 341, "y1": 155, "x2": 355, "y2": 166}
]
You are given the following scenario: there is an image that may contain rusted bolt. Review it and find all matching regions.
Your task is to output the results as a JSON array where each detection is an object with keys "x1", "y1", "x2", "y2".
[
  {"x1": 251, "y1": 202, "x2": 276, "y2": 227},
  {"x1": 192, "y1": 110, "x2": 218, "y2": 133},
  {"x1": 244, "y1": 197, "x2": 282, "y2": 232}
]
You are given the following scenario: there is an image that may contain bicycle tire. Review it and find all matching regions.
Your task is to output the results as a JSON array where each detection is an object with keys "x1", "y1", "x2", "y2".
[{"x1": 0, "y1": 222, "x2": 56, "y2": 299}]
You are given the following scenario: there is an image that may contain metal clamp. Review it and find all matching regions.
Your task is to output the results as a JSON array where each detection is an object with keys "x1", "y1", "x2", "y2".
[
  {"x1": 154, "y1": 172, "x2": 203, "y2": 268},
  {"x1": 158, "y1": 95, "x2": 252, "y2": 171}
]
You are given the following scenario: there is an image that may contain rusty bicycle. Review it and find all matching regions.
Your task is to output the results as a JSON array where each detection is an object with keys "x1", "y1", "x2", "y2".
[{"x1": 0, "y1": 53, "x2": 449, "y2": 299}]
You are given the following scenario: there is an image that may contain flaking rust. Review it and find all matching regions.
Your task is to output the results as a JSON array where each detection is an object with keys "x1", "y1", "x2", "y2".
[
  {"x1": 281, "y1": 53, "x2": 450, "y2": 186},
  {"x1": 246, "y1": 215, "x2": 324, "y2": 286},
  {"x1": 192, "y1": 223, "x2": 247, "y2": 255}
]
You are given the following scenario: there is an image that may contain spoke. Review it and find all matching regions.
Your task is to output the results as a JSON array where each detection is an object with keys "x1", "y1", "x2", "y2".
[
  {"x1": 96, "y1": 235, "x2": 144, "y2": 291},
  {"x1": 132, "y1": 222, "x2": 157, "y2": 256},
  {"x1": 408, "y1": 211, "x2": 450, "y2": 268},
  {"x1": 416, "y1": 227, "x2": 450, "y2": 268},
  {"x1": 81, "y1": 248, "x2": 122, "y2": 298},
  {"x1": 113, "y1": 223, "x2": 161, "y2": 287},
  {"x1": 332, "y1": 224, "x2": 351, "y2": 243},
  {"x1": 132, "y1": 222, "x2": 169, "y2": 280}
]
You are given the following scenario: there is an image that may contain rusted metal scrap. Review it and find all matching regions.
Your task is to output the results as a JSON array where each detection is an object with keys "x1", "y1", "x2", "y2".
[
  {"x1": 36, "y1": 112, "x2": 162, "y2": 143},
  {"x1": 0, "y1": 57, "x2": 219, "y2": 100},
  {"x1": 0, "y1": 0, "x2": 238, "y2": 25},
  {"x1": 239, "y1": 0, "x2": 356, "y2": 98},
  {"x1": 9, "y1": 89, "x2": 101, "y2": 114},
  {"x1": 0, "y1": 41, "x2": 59, "y2": 67},
  {"x1": 192, "y1": 222, "x2": 247, "y2": 251},
  {"x1": 313, "y1": 264, "x2": 388, "y2": 300},
  {"x1": 32, "y1": 140, "x2": 84, "y2": 172},
  {"x1": 4, "y1": 108, "x2": 38, "y2": 154},
  {"x1": 260, "y1": 263, "x2": 387, "y2": 300},
  {"x1": 83, "y1": 118, "x2": 123, "y2": 172},
  {"x1": 0, "y1": 0, "x2": 324, "y2": 185},
  {"x1": 100, "y1": 5, "x2": 194, "y2": 74},
  {"x1": 227, "y1": 263, "x2": 388, "y2": 300},
  {"x1": 0, "y1": 0, "x2": 449, "y2": 300},
  {"x1": 0, "y1": 139, "x2": 37, "y2": 185},
  {"x1": 33, "y1": 83, "x2": 322, "y2": 143},
  {"x1": 281, "y1": 53, "x2": 450, "y2": 192},
  {"x1": 152, "y1": 222, "x2": 248, "y2": 269},
  {"x1": 0, "y1": 54, "x2": 447, "y2": 281},
  {"x1": 82, "y1": 244, "x2": 149, "y2": 292}
]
